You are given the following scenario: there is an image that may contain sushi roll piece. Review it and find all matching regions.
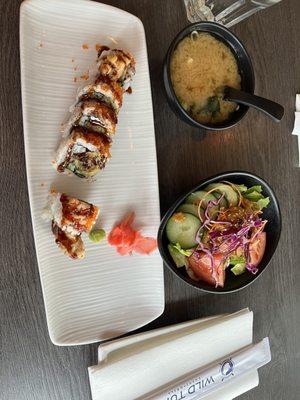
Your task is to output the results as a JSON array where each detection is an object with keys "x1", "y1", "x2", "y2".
[
  {"x1": 44, "y1": 190, "x2": 99, "y2": 236},
  {"x1": 52, "y1": 222, "x2": 85, "y2": 260},
  {"x1": 77, "y1": 77, "x2": 123, "y2": 114},
  {"x1": 54, "y1": 127, "x2": 111, "y2": 179},
  {"x1": 72, "y1": 99, "x2": 117, "y2": 139},
  {"x1": 43, "y1": 190, "x2": 99, "y2": 259},
  {"x1": 98, "y1": 49, "x2": 136, "y2": 89}
]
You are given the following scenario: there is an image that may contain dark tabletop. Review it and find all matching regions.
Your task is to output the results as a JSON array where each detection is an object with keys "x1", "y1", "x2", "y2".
[{"x1": 1, "y1": 0, "x2": 299, "y2": 399}]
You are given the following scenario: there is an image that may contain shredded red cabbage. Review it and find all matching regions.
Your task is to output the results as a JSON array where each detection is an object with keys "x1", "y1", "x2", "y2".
[
  {"x1": 194, "y1": 191, "x2": 265, "y2": 276},
  {"x1": 196, "y1": 193, "x2": 227, "y2": 242}
]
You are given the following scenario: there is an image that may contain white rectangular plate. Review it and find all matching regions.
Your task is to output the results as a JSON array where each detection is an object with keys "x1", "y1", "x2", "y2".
[{"x1": 20, "y1": 0, "x2": 164, "y2": 346}]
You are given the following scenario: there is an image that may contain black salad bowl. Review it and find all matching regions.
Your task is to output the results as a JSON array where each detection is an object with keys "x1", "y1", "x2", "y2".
[
  {"x1": 157, "y1": 171, "x2": 282, "y2": 294},
  {"x1": 163, "y1": 22, "x2": 255, "y2": 131}
]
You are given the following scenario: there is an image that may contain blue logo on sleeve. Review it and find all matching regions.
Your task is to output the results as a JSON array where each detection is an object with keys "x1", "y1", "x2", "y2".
[{"x1": 220, "y1": 358, "x2": 234, "y2": 381}]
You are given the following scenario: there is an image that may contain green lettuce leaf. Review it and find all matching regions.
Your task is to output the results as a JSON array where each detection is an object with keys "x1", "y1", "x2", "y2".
[
  {"x1": 229, "y1": 255, "x2": 246, "y2": 266},
  {"x1": 235, "y1": 184, "x2": 248, "y2": 193},
  {"x1": 244, "y1": 191, "x2": 264, "y2": 202},
  {"x1": 241, "y1": 185, "x2": 270, "y2": 210},
  {"x1": 244, "y1": 185, "x2": 262, "y2": 195},
  {"x1": 231, "y1": 263, "x2": 246, "y2": 276},
  {"x1": 257, "y1": 197, "x2": 270, "y2": 210},
  {"x1": 173, "y1": 243, "x2": 195, "y2": 257}
]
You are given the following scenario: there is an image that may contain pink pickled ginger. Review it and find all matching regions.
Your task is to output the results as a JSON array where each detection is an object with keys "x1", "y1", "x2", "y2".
[{"x1": 108, "y1": 212, "x2": 157, "y2": 256}]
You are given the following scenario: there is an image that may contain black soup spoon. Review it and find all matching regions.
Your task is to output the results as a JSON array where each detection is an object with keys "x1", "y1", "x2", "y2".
[{"x1": 224, "y1": 86, "x2": 284, "y2": 123}]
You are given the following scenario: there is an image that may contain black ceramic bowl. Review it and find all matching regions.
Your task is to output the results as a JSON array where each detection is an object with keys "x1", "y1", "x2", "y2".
[
  {"x1": 163, "y1": 22, "x2": 255, "y2": 131},
  {"x1": 157, "y1": 171, "x2": 281, "y2": 293}
]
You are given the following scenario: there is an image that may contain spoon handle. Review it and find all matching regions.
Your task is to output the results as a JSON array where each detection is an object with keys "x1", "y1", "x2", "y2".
[{"x1": 224, "y1": 87, "x2": 284, "y2": 123}]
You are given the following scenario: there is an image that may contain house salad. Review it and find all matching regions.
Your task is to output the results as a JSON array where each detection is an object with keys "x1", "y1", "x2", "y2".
[{"x1": 166, "y1": 181, "x2": 270, "y2": 287}]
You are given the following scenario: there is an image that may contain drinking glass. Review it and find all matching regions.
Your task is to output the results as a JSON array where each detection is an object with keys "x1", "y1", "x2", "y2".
[{"x1": 184, "y1": 0, "x2": 282, "y2": 27}]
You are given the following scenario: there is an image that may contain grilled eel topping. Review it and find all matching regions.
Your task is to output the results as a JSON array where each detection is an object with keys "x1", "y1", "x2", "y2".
[{"x1": 52, "y1": 221, "x2": 85, "y2": 259}]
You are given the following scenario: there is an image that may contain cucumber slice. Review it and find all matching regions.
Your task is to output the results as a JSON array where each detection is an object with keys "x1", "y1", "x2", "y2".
[
  {"x1": 186, "y1": 191, "x2": 219, "y2": 219},
  {"x1": 205, "y1": 183, "x2": 238, "y2": 207},
  {"x1": 166, "y1": 212, "x2": 200, "y2": 249},
  {"x1": 177, "y1": 204, "x2": 204, "y2": 220},
  {"x1": 168, "y1": 244, "x2": 188, "y2": 268},
  {"x1": 231, "y1": 263, "x2": 246, "y2": 276},
  {"x1": 208, "y1": 191, "x2": 228, "y2": 208},
  {"x1": 186, "y1": 190, "x2": 216, "y2": 206}
]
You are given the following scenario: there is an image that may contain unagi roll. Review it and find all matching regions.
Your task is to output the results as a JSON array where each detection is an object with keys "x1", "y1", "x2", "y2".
[
  {"x1": 54, "y1": 47, "x2": 135, "y2": 179},
  {"x1": 55, "y1": 127, "x2": 111, "y2": 179}
]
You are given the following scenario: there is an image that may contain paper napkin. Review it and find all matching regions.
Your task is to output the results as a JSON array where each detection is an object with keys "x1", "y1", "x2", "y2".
[{"x1": 88, "y1": 309, "x2": 259, "y2": 400}]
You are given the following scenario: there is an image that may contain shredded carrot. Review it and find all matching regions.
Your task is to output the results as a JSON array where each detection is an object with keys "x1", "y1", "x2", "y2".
[
  {"x1": 197, "y1": 187, "x2": 221, "y2": 222},
  {"x1": 222, "y1": 181, "x2": 242, "y2": 207},
  {"x1": 197, "y1": 201, "x2": 203, "y2": 222}
]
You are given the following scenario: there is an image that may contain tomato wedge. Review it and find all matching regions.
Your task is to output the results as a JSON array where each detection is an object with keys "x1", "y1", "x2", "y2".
[
  {"x1": 249, "y1": 232, "x2": 266, "y2": 266},
  {"x1": 188, "y1": 251, "x2": 225, "y2": 287}
]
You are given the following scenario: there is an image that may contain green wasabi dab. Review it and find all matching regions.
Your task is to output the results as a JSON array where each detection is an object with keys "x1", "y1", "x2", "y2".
[{"x1": 89, "y1": 229, "x2": 106, "y2": 243}]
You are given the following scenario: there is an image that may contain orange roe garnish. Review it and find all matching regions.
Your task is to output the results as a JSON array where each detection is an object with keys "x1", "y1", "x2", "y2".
[
  {"x1": 173, "y1": 212, "x2": 185, "y2": 223},
  {"x1": 80, "y1": 73, "x2": 89, "y2": 81},
  {"x1": 82, "y1": 43, "x2": 89, "y2": 50}
]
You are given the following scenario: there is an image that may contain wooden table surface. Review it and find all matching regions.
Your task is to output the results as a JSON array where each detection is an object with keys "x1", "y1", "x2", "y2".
[{"x1": 1, "y1": 0, "x2": 299, "y2": 399}]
